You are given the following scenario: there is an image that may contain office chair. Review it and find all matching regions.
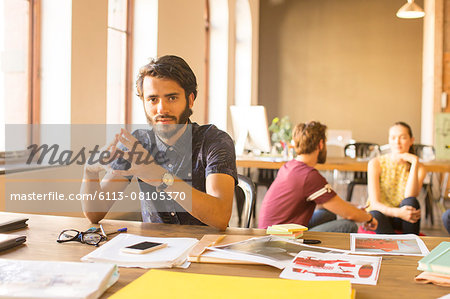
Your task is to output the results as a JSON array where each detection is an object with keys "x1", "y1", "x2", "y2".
[
  {"x1": 255, "y1": 168, "x2": 277, "y2": 189},
  {"x1": 412, "y1": 144, "x2": 435, "y2": 162},
  {"x1": 344, "y1": 142, "x2": 380, "y2": 202},
  {"x1": 235, "y1": 174, "x2": 257, "y2": 228}
]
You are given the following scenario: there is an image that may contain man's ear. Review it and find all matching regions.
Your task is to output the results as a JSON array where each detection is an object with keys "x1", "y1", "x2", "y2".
[
  {"x1": 318, "y1": 139, "x2": 324, "y2": 151},
  {"x1": 188, "y1": 93, "x2": 195, "y2": 109}
]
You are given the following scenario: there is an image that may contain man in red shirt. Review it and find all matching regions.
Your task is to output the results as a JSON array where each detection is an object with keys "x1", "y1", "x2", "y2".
[{"x1": 258, "y1": 121, "x2": 378, "y2": 233}]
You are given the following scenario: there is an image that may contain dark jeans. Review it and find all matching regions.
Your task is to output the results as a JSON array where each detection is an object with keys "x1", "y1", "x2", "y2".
[
  {"x1": 308, "y1": 208, "x2": 337, "y2": 227},
  {"x1": 308, "y1": 209, "x2": 358, "y2": 233},
  {"x1": 369, "y1": 197, "x2": 420, "y2": 235},
  {"x1": 443, "y1": 209, "x2": 450, "y2": 234}
]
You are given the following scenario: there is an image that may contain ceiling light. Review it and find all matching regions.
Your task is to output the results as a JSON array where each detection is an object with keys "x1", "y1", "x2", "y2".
[{"x1": 396, "y1": 0, "x2": 425, "y2": 19}]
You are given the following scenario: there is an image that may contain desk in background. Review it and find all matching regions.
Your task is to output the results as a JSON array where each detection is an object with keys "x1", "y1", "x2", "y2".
[
  {"x1": 237, "y1": 156, "x2": 450, "y2": 173},
  {"x1": 237, "y1": 156, "x2": 450, "y2": 225},
  {"x1": 0, "y1": 212, "x2": 449, "y2": 298}
]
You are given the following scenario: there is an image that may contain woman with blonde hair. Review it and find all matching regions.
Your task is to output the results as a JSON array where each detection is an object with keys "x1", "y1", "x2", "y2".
[{"x1": 367, "y1": 122, "x2": 426, "y2": 235}]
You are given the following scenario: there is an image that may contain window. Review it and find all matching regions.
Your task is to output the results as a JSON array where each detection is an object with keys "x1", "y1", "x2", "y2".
[
  {"x1": 106, "y1": 0, "x2": 158, "y2": 125},
  {"x1": 206, "y1": 0, "x2": 255, "y2": 132},
  {"x1": 1, "y1": 0, "x2": 74, "y2": 155},
  {"x1": 0, "y1": 0, "x2": 36, "y2": 152},
  {"x1": 40, "y1": 0, "x2": 71, "y2": 124},
  {"x1": 234, "y1": 0, "x2": 252, "y2": 107},
  {"x1": 107, "y1": 0, "x2": 130, "y2": 124},
  {"x1": 130, "y1": 0, "x2": 158, "y2": 124},
  {"x1": 207, "y1": 0, "x2": 229, "y2": 131}
]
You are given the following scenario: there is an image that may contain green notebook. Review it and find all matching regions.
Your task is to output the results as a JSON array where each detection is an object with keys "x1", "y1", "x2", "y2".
[{"x1": 417, "y1": 242, "x2": 450, "y2": 275}]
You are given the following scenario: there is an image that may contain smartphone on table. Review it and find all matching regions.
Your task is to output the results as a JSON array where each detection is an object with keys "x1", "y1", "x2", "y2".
[{"x1": 121, "y1": 241, "x2": 167, "y2": 254}]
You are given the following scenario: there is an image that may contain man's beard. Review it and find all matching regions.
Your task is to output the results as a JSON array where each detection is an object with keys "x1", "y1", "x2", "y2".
[
  {"x1": 317, "y1": 147, "x2": 327, "y2": 164},
  {"x1": 146, "y1": 105, "x2": 192, "y2": 139}
]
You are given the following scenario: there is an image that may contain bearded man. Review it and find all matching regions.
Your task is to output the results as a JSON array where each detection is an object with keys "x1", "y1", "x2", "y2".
[
  {"x1": 81, "y1": 55, "x2": 237, "y2": 230},
  {"x1": 258, "y1": 121, "x2": 378, "y2": 233}
]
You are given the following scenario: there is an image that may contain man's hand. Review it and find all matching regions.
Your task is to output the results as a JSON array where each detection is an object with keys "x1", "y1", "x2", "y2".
[
  {"x1": 363, "y1": 216, "x2": 378, "y2": 231},
  {"x1": 84, "y1": 134, "x2": 119, "y2": 175},
  {"x1": 112, "y1": 129, "x2": 161, "y2": 185},
  {"x1": 358, "y1": 205, "x2": 378, "y2": 231},
  {"x1": 397, "y1": 206, "x2": 421, "y2": 223}
]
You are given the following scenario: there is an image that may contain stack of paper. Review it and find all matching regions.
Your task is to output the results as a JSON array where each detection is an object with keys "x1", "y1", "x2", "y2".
[
  {"x1": 266, "y1": 224, "x2": 308, "y2": 239},
  {"x1": 415, "y1": 242, "x2": 450, "y2": 286},
  {"x1": 0, "y1": 259, "x2": 118, "y2": 299},
  {"x1": 109, "y1": 269, "x2": 355, "y2": 299},
  {"x1": 81, "y1": 233, "x2": 198, "y2": 268}
]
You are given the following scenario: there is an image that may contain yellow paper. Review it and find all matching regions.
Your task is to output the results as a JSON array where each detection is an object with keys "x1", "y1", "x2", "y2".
[
  {"x1": 267, "y1": 224, "x2": 308, "y2": 233},
  {"x1": 110, "y1": 270, "x2": 352, "y2": 299}
]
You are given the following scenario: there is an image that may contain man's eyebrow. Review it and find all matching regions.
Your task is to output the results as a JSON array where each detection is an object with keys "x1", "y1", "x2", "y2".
[
  {"x1": 165, "y1": 92, "x2": 180, "y2": 97},
  {"x1": 145, "y1": 92, "x2": 180, "y2": 99}
]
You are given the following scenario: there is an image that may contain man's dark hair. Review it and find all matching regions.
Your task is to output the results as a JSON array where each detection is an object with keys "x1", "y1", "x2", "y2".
[
  {"x1": 136, "y1": 55, "x2": 198, "y2": 102},
  {"x1": 293, "y1": 121, "x2": 327, "y2": 155}
]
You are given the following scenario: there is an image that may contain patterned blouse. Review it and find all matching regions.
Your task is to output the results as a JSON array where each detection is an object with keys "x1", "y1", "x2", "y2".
[{"x1": 369, "y1": 154, "x2": 410, "y2": 209}]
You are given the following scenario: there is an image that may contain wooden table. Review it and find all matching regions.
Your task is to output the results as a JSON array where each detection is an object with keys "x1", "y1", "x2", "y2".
[
  {"x1": 0, "y1": 212, "x2": 449, "y2": 298},
  {"x1": 237, "y1": 156, "x2": 450, "y2": 173}
]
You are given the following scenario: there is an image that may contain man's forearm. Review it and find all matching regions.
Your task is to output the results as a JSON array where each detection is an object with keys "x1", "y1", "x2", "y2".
[
  {"x1": 351, "y1": 208, "x2": 373, "y2": 223},
  {"x1": 80, "y1": 169, "x2": 111, "y2": 223},
  {"x1": 323, "y1": 196, "x2": 372, "y2": 223},
  {"x1": 161, "y1": 180, "x2": 232, "y2": 230},
  {"x1": 191, "y1": 188, "x2": 232, "y2": 230}
]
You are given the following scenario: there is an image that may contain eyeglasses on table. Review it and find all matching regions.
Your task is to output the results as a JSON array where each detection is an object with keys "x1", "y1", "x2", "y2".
[{"x1": 57, "y1": 225, "x2": 127, "y2": 246}]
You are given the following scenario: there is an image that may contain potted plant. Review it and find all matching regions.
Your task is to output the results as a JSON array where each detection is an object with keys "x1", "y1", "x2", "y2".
[{"x1": 268, "y1": 116, "x2": 293, "y2": 154}]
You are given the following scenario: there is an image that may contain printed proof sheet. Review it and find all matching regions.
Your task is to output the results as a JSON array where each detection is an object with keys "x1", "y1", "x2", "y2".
[
  {"x1": 350, "y1": 233, "x2": 429, "y2": 256},
  {"x1": 280, "y1": 251, "x2": 382, "y2": 285}
]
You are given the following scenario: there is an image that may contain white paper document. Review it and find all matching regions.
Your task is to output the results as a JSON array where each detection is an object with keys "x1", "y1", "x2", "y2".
[
  {"x1": 0, "y1": 259, "x2": 118, "y2": 299},
  {"x1": 280, "y1": 251, "x2": 382, "y2": 285},
  {"x1": 208, "y1": 236, "x2": 349, "y2": 269},
  {"x1": 81, "y1": 233, "x2": 198, "y2": 268},
  {"x1": 350, "y1": 233, "x2": 429, "y2": 256}
]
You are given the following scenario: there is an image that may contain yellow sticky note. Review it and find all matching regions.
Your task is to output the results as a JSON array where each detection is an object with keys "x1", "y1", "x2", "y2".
[
  {"x1": 110, "y1": 270, "x2": 353, "y2": 299},
  {"x1": 268, "y1": 224, "x2": 308, "y2": 233}
]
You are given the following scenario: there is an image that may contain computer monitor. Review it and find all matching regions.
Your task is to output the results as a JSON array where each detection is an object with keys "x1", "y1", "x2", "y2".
[
  {"x1": 326, "y1": 129, "x2": 353, "y2": 147},
  {"x1": 326, "y1": 129, "x2": 354, "y2": 158},
  {"x1": 230, "y1": 105, "x2": 272, "y2": 155}
]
